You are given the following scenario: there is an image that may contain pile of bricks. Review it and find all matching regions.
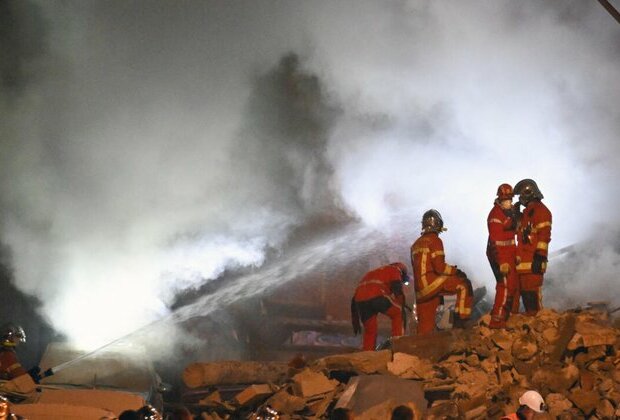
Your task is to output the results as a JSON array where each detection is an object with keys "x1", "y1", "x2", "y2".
[{"x1": 183, "y1": 308, "x2": 620, "y2": 419}]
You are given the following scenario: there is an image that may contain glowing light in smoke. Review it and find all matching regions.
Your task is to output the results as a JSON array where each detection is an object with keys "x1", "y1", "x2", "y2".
[{"x1": 1, "y1": 1, "x2": 619, "y2": 352}]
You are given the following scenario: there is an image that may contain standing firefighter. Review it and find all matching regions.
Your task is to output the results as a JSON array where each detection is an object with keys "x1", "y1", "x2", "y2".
[
  {"x1": 351, "y1": 262, "x2": 410, "y2": 351},
  {"x1": 411, "y1": 210, "x2": 473, "y2": 335},
  {"x1": 487, "y1": 183, "x2": 518, "y2": 329},
  {"x1": 513, "y1": 179, "x2": 552, "y2": 315}
]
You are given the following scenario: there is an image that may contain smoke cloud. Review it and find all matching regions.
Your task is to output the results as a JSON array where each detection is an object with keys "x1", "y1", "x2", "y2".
[{"x1": 1, "y1": 0, "x2": 619, "y2": 351}]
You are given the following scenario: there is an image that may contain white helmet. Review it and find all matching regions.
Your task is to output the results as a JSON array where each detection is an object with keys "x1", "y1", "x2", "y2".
[{"x1": 519, "y1": 390, "x2": 546, "y2": 413}]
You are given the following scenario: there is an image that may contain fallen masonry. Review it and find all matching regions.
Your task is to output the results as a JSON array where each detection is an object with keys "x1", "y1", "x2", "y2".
[{"x1": 183, "y1": 308, "x2": 620, "y2": 419}]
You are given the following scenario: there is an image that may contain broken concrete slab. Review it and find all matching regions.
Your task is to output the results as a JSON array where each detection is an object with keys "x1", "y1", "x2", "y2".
[
  {"x1": 355, "y1": 399, "x2": 420, "y2": 420},
  {"x1": 549, "y1": 314, "x2": 576, "y2": 361},
  {"x1": 546, "y1": 393, "x2": 573, "y2": 418},
  {"x1": 264, "y1": 389, "x2": 306, "y2": 414},
  {"x1": 291, "y1": 369, "x2": 338, "y2": 398},
  {"x1": 490, "y1": 330, "x2": 514, "y2": 351},
  {"x1": 511, "y1": 334, "x2": 538, "y2": 361},
  {"x1": 464, "y1": 354, "x2": 480, "y2": 368},
  {"x1": 312, "y1": 350, "x2": 391, "y2": 374},
  {"x1": 464, "y1": 405, "x2": 486, "y2": 420},
  {"x1": 234, "y1": 384, "x2": 274, "y2": 407},
  {"x1": 426, "y1": 401, "x2": 459, "y2": 420},
  {"x1": 532, "y1": 363, "x2": 579, "y2": 393},
  {"x1": 595, "y1": 399, "x2": 615, "y2": 419},
  {"x1": 183, "y1": 361, "x2": 289, "y2": 388},
  {"x1": 355, "y1": 399, "x2": 395, "y2": 420},
  {"x1": 568, "y1": 388, "x2": 599, "y2": 416},
  {"x1": 542, "y1": 327, "x2": 560, "y2": 344},
  {"x1": 334, "y1": 374, "x2": 426, "y2": 417},
  {"x1": 568, "y1": 319, "x2": 618, "y2": 350},
  {"x1": 306, "y1": 389, "x2": 338, "y2": 418},
  {"x1": 580, "y1": 369, "x2": 598, "y2": 392},
  {"x1": 391, "y1": 330, "x2": 466, "y2": 362},
  {"x1": 387, "y1": 352, "x2": 434, "y2": 380},
  {"x1": 575, "y1": 345, "x2": 607, "y2": 367}
]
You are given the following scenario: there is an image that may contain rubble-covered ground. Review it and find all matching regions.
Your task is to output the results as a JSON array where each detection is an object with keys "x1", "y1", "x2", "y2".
[{"x1": 182, "y1": 308, "x2": 620, "y2": 419}]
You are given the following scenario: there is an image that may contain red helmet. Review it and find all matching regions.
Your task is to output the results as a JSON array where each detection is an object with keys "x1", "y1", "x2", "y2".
[{"x1": 496, "y1": 183, "x2": 514, "y2": 200}]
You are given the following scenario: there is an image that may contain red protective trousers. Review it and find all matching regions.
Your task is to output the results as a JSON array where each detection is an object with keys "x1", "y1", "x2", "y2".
[
  {"x1": 362, "y1": 303, "x2": 403, "y2": 351},
  {"x1": 353, "y1": 264, "x2": 407, "y2": 350},
  {"x1": 486, "y1": 203, "x2": 518, "y2": 327},
  {"x1": 411, "y1": 232, "x2": 473, "y2": 335},
  {"x1": 415, "y1": 275, "x2": 473, "y2": 335},
  {"x1": 515, "y1": 200, "x2": 552, "y2": 315}
]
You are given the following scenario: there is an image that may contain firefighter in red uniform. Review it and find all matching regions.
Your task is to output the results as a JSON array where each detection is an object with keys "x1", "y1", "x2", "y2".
[
  {"x1": 0, "y1": 324, "x2": 27, "y2": 381},
  {"x1": 351, "y1": 262, "x2": 410, "y2": 351},
  {"x1": 411, "y1": 210, "x2": 473, "y2": 335},
  {"x1": 487, "y1": 184, "x2": 518, "y2": 329},
  {"x1": 513, "y1": 179, "x2": 552, "y2": 315}
]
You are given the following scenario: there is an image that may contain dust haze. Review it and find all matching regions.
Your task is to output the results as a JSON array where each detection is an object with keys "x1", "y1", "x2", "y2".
[{"x1": 1, "y1": 0, "x2": 619, "y2": 353}]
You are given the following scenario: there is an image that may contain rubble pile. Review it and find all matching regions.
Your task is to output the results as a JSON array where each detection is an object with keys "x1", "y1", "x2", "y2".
[{"x1": 183, "y1": 308, "x2": 620, "y2": 419}]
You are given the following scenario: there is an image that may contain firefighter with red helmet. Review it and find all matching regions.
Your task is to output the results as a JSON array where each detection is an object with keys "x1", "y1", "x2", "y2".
[
  {"x1": 411, "y1": 210, "x2": 473, "y2": 335},
  {"x1": 513, "y1": 179, "x2": 552, "y2": 315},
  {"x1": 351, "y1": 262, "x2": 410, "y2": 351},
  {"x1": 486, "y1": 183, "x2": 518, "y2": 329}
]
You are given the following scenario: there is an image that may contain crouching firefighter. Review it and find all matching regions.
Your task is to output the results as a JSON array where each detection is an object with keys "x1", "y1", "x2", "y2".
[
  {"x1": 487, "y1": 183, "x2": 518, "y2": 329},
  {"x1": 0, "y1": 323, "x2": 52, "y2": 394},
  {"x1": 411, "y1": 210, "x2": 474, "y2": 335},
  {"x1": 351, "y1": 263, "x2": 410, "y2": 351}
]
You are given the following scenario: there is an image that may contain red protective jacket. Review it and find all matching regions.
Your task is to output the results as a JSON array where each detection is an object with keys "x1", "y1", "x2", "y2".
[
  {"x1": 0, "y1": 347, "x2": 26, "y2": 380},
  {"x1": 411, "y1": 232, "x2": 456, "y2": 301},
  {"x1": 487, "y1": 203, "x2": 517, "y2": 267},
  {"x1": 517, "y1": 200, "x2": 552, "y2": 273},
  {"x1": 354, "y1": 264, "x2": 404, "y2": 302}
]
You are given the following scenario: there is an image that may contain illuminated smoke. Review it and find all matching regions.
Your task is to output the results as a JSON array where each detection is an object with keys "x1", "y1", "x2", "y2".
[{"x1": 1, "y1": 1, "x2": 619, "y2": 350}]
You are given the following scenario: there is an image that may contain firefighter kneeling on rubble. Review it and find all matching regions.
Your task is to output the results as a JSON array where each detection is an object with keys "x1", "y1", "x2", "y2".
[
  {"x1": 0, "y1": 323, "x2": 49, "y2": 394},
  {"x1": 351, "y1": 262, "x2": 410, "y2": 351},
  {"x1": 0, "y1": 324, "x2": 28, "y2": 382},
  {"x1": 411, "y1": 210, "x2": 473, "y2": 335}
]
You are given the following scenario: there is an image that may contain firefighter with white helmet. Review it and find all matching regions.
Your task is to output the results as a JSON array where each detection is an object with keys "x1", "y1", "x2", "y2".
[
  {"x1": 410, "y1": 210, "x2": 473, "y2": 335},
  {"x1": 501, "y1": 390, "x2": 546, "y2": 419}
]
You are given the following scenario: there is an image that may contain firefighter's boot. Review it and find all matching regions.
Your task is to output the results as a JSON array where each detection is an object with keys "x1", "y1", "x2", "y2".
[{"x1": 452, "y1": 316, "x2": 472, "y2": 329}]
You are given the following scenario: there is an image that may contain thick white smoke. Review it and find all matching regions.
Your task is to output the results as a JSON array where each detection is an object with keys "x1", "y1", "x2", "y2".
[{"x1": 1, "y1": 0, "x2": 619, "y2": 350}]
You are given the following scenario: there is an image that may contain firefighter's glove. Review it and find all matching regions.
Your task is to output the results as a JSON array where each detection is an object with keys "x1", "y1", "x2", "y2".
[
  {"x1": 390, "y1": 281, "x2": 404, "y2": 296},
  {"x1": 455, "y1": 268, "x2": 467, "y2": 279},
  {"x1": 27, "y1": 366, "x2": 42, "y2": 384},
  {"x1": 532, "y1": 252, "x2": 547, "y2": 274},
  {"x1": 499, "y1": 263, "x2": 510, "y2": 275}
]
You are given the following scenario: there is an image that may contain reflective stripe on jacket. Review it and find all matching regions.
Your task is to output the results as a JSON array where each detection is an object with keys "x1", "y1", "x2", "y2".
[{"x1": 411, "y1": 232, "x2": 455, "y2": 300}]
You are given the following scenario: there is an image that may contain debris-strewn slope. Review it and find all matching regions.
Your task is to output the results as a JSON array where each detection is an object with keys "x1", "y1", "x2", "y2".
[{"x1": 185, "y1": 308, "x2": 620, "y2": 419}]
